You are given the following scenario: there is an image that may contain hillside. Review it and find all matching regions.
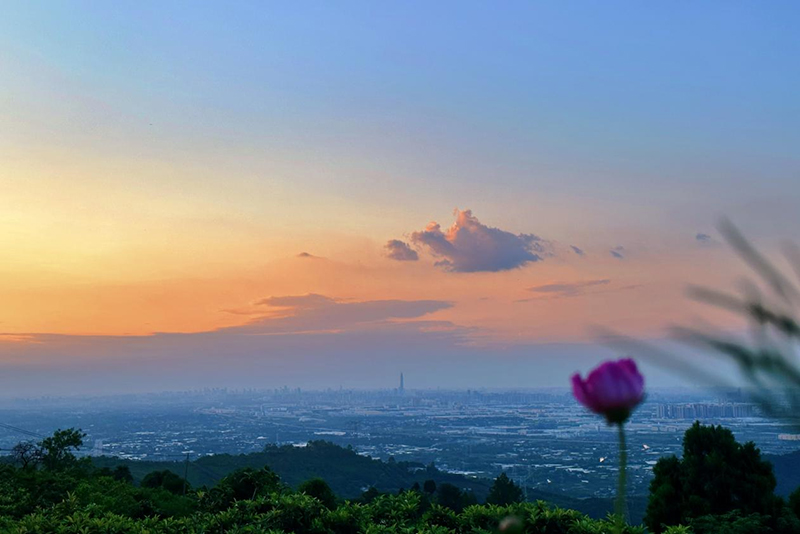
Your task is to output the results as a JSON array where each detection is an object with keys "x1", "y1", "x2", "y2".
[{"x1": 92, "y1": 440, "x2": 647, "y2": 523}]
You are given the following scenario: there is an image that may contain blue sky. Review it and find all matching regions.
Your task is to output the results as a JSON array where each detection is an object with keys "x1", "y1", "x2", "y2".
[
  {"x1": 4, "y1": 2, "x2": 798, "y2": 201},
  {"x1": 1, "y1": 2, "x2": 798, "y2": 394}
]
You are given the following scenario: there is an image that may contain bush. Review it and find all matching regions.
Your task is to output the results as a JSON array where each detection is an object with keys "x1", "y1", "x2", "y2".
[
  {"x1": 0, "y1": 426, "x2": 797, "y2": 533},
  {"x1": 298, "y1": 477, "x2": 338, "y2": 509},
  {"x1": 141, "y1": 469, "x2": 187, "y2": 495}
]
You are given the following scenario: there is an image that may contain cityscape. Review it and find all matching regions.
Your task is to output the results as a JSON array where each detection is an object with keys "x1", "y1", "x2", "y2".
[
  {"x1": 2, "y1": 2, "x2": 800, "y2": 531},
  {"x1": 1, "y1": 376, "x2": 795, "y2": 499}
]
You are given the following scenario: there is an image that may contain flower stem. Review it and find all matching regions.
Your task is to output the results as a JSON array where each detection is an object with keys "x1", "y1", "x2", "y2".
[{"x1": 615, "y1": 423, "x2": 629, "y2": 528}]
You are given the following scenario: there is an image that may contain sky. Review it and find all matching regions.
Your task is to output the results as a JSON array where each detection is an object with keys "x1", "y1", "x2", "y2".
[{"x1": 1, "y1": 2, "x2": 799, "y2": 396}]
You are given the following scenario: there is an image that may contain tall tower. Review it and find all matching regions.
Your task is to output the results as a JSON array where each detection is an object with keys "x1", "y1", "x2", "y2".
[{"x1": 399, "y1": 372, "x2": 405, "y2": 393}]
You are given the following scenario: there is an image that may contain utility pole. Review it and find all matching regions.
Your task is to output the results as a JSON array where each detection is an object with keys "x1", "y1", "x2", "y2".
[{"x1": 183, "y1": 453, "x2": 190, "y2": 495}]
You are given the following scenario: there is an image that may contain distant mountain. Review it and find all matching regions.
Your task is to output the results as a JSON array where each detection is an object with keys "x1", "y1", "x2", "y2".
[{"x1": 92, "y1": 440, "x2": 647, "y2": 523}]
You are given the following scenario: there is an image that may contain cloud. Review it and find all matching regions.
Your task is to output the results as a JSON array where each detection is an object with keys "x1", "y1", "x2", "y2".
[
  {"x1": 224, "y1": 294, "x2": 337, "y2": 316},
  {"x1": 0, "y1": 331, "x2": 714, "y2": 396},
  {"x1": 223, "y1": 294, "x2": 453, "y2": 335},
  {"x1": 610, "y1": 246, "x2": 625, "y2": 259},
  {"x1": 297, "y1": 252, "x2": 315, "y2": 258},
  {"x1": 528, "y1": 279, "x2": 611, "y2": 297},
  {"x1": 220, "y1": 307, "x2": 264, "y2": 316},
  {"x1": 695, "y1": 233, "x2": 719, "y2": 247},
  {"x1": 384, "y1": 239, "x2": 419, "y2": 261},
  {"x1": 0, "y1": 334, "x2": 38, "y2": 344},
  {"x1": 409, "y1": 209, "x2": 547, "y2": 272},
  {"x1": 256, "y1": 294, "x2": 337, "y2": 309},
  {"x1": 517, "y1": 279, "x2": 640, "y2": 302},
  {"x1": 570, "y1": 245, "x2": 585, "y2": 256},
  {"x1": 0, "y1": 294, "x2": 469, "y2": 395}
]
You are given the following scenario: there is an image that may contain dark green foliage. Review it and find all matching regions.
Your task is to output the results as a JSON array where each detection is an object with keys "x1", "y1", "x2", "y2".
[
  {"x1": 789, "y1": 487, "x2": 800, "y2": 517},
  {"x1": 435, "y1": 482, "x2": 477, "y2": 512},
  {"x1": 3, "y1": 425, "x2": 796, "y2": 533},
  {"x1": 10, "y1": 441, "x2": 38, "y2": 469},
  {"x1": 94, "y1": 465, "x2": 133, "y2": 483},
  {"x1": 200, "y1": 466, "x2": 283, "y2": 512},
  {"x1": 71, "y1": 476, "x2": 195, "y2": 518},
  {"x1": 646, "y1": 455, "x2": 683, "y2": 529},
  {"x1": 141, "y1": 469, "x2": 187, "y2": 494},
  {"x1": 687, "y1": 508, "x2": 800, "y2": 534},
  {"x1": 113, "y1": 465, "x2": 134, "y2": 483},
  {"x1": 298, "y1": 477, "x2": 337, "y2": 509},
  {"x1": 0, "y1": 496, "x2": 646, "y2": 533},
  {"x1": 217, "y1": 466, "x2": 283, "y2": 500},
  {"x1": 645, "y1": 422, "x2": 780, "y2": 533},
  {"x1": 8, "y1": 428, "x2": 88, "y2": 473},
  {"x1": 1, "y1": 464, "x2": 82, "y2": 517},
  {"x1": 0, "y1": 462, "x2": 196, "y2": 521},
  {"x1": 690, "y1": 511, "x2": 768, "y2": 534},
  {"x1": 37, "y1": 428, "x2": 86, "y2": 471},
  {"x1": 436, "y1": 483, "x2": 464, "y2": 511},
  {"x1": 90, "y1": 439, "x2": 646, "y2": 520},
  {"x1": 92, "y1": 440, "x2": 494, "y2": 500},
  {"x1": 486, "y1": 472, "x2": 524, "y2": 506},
  {"x1": 360, "y1": 486, "x2": 382, "y2": 504}
]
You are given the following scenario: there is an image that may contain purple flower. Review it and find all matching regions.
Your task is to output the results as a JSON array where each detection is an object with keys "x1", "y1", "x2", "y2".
[{"x1": 571, "y1": 358, "x2": 644, "y2": 424}]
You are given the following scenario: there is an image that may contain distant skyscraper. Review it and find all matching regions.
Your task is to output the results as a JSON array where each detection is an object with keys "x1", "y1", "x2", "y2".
[{"x1": 399, "y1": 373, "x2": 404, "y2": 393}]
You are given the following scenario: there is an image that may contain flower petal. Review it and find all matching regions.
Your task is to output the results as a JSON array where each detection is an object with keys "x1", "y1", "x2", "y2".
[{"x1": 571, "y1": 374, "x2": 597, "y2": 412}]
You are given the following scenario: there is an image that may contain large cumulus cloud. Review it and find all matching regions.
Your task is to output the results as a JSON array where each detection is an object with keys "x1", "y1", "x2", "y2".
[{"x1": 409, "y1": 209, "x2": 547, "y2": 272}]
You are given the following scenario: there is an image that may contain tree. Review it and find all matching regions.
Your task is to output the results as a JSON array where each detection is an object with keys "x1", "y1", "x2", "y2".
[
  {"x1": 462, "y1": 490, "x2": 478, "y2": 508},
  {"x1": 437, "y1": 483, "x2": 462, "y2": 511},
  {"x1": 486, "y1": 472, "x2": 523, "y2": 505},
  {"x1": 113, "y1": 465, "x2": 134, "y2": 484},
  {"x1": 298, "y1": 477, "x2": 337, "y2": 509},
  {"x1": 790, "y1": 487, "x2": 800, "y2": 519},
  {"x1": 436, "y1": 483, "x2": 476, "y2": 512},
  {"x1": 361, "y1": 486, "x2": 381, "y2": 504},
  {"x1": 689, "y1": 511, "x2": 771, "y2": 534},
  {"x1": 200, "y1": 466, "x2": 284, "y2": 511},
  {"x1": 141, "y1": 469, "x2": 186, "y2": 495},
  {"x1": 423, "y1": 479, "x2": 437, "y2": 494},
  {"x1": 645, "y1": 422, "x2": 779, "y2": 533},
  {"x1": 37, "y1": 428, "x2": 86, "y2": 471},
  {"x1": 10, "y1": 441, "x2": 39, "y2": 469},
  {"x1": 94, "y1": 465, "x2": 132, "y2": 483},
  {"x1": 220, "y1": 467, "x2": 282, "y2": 500}
]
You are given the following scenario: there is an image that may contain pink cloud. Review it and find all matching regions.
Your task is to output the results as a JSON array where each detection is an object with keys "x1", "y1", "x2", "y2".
[{"x1": 410, "y1": 209, "x2": 547, "y2": 272}]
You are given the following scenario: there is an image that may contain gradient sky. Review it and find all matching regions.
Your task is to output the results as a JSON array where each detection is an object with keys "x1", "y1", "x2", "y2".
[{"x1": 1, "y1": 2, "x2": 799, "y2": 395}]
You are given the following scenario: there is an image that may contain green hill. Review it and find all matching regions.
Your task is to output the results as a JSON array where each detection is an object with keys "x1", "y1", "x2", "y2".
[{"x1": 91, "y1": 440, "x2": 647, "y2": 523}]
